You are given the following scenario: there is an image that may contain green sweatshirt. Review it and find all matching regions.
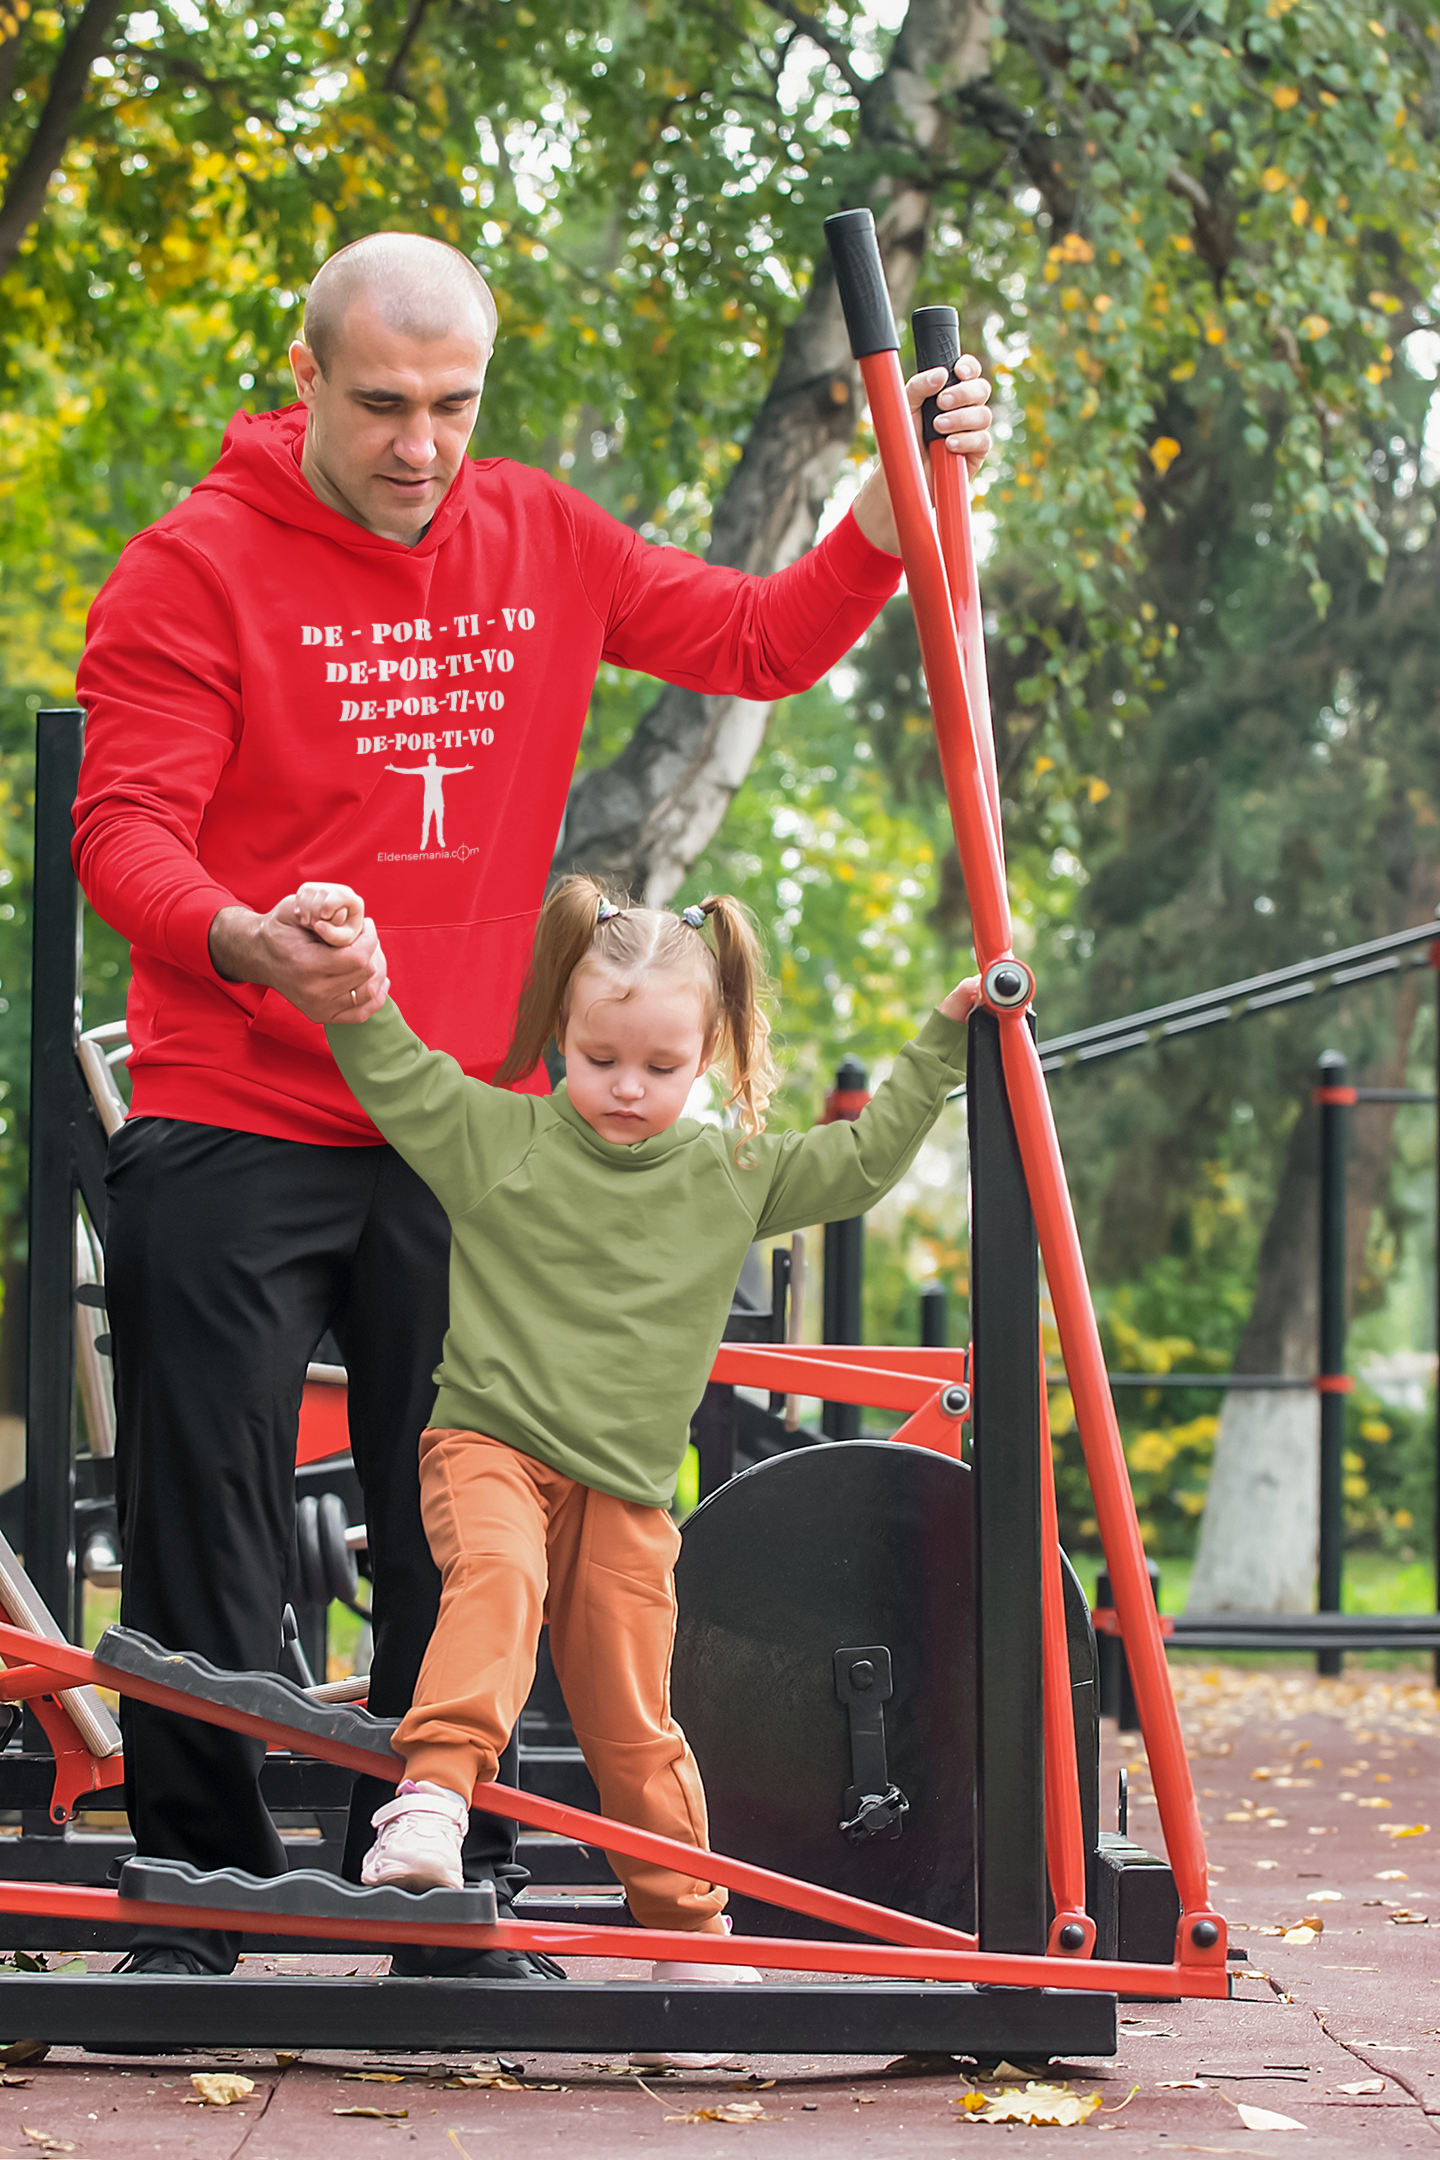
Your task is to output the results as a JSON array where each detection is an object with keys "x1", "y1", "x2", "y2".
[{"x1": 326, "y1": 999, "x2": 967, "y2": 1508}]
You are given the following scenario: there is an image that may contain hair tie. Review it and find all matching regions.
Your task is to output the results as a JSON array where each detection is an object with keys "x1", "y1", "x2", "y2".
[
  {"x1": 596, "y1": 898, "x2": 621, "y2": 923},
  {"x1": 680, "y1": 905, "x2": 707, "y2": 930}
]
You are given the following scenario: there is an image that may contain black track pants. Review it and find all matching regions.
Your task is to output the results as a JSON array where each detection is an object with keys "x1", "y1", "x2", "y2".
[{"x1": 105, "y1": 1117, "x2": 519, "y2": 1965}]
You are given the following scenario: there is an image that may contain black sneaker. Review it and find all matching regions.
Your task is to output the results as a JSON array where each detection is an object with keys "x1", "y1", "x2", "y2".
[
  {"x1": 389, "y1": 1886, "x2": 567, "y2": 1982},
  {"x1": 112, "y1": 1946, "x2": 217, "y2": 1977},
  {"x1": 388, "y1": 1940, "x2": 568, "y2": 1981}
]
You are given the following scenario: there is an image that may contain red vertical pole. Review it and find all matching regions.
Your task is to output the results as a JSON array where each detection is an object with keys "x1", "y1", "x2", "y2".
[{"x1": 824, "y1": 207, "x2": 1223, "y2": 1975}]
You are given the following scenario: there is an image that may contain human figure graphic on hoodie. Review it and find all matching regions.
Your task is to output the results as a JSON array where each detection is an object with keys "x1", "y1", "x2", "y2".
[
  {"x1": 386, "y1": 753, "x2": 473, "y2": 850},
  {"x1": 72, "y1": 228, "x2": 993, "y2": 1985}
]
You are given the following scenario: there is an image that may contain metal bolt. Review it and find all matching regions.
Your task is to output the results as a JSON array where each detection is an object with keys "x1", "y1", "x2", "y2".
[
  {"x1": 940, "y1": 1384, "x2": 971, "y2": 1419},
  {"x1": 1191, "y1": 1919, "x2": 1220, "y2": 1949},
  {"x1": 1058, "y1": 1921, "x2": 1087, "y2": 1951},
  {"x1": 850, "y1": 1660, "x2": 876, "y2": 1689},
  {"x1": 982, "y1": 959, "x2": 1033, "y2": 1009}
]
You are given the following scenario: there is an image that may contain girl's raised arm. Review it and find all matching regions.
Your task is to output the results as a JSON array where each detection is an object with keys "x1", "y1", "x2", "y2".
[
  {"x1": 325, "y1": 1000, "x2": 538, "y2": 1216},
  {"x1": 753, "y1": 981, "x2": 978, "y2": 1238}
]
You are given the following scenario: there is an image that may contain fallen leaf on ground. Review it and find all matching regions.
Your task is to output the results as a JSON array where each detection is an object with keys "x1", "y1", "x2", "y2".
[
  {"x1": 334, "y1": 2106, "x2": 409, "y2": 2119},
  {"x1": 0, "y1": 2074, "x2": 34, "y2": 2087},
  {"x1": 1156, "y1": 2079, "x2": 1208, "y2": 2090},
  {"x1": 1235, "y1": 2103, "x2": 1305, "y2": 2131},
  {"x1": 1281, "y1": 1925, "x2": 1319, "y2": 1945},
  {"x1": 1378, "y1": 1823, "x2": 1430, "y2": 1838},
  {"x1": 274, "y1": 2052, "x2": 298, "y2": 2070},
  {"x1": 1389, "y1": 1910, "x2": 1429, "y2": 1924},
  {"x1": 1310, "y1": 1891, "x2": 1344, "y2": 1901},
  {"x1": 1376, "y1": 1870, "x2": 1408, "y2": 1880},
  {"x1": 665, "y1": 2100, "x2": 780, "y2": 2124},
  {"x1": 957, "y1": 2082, "x2": 1101, "y2": 2126},
  {"x1": 1, "y1": 2042, "x2": 49, "y2": 2067},
  {"x1": 1357, "y1": 1798, "x2": 1392, "y2": 1809},
  {"x1": 345, "y1": 2071, "x2": 406, "y2": 2083},
  {"x1": 20, "y1": 2134, "x2": 78, "y2": 2154},
  {"x1": 1338, "y1": 2079, "x2": 1385, "y2": 2095},
  {"x1": 186, "y1": 2074, "x2": 255, "y2": 2107},
  {"x1": 446, "y1": 2073, "x2": 525, "y2": 2089}
]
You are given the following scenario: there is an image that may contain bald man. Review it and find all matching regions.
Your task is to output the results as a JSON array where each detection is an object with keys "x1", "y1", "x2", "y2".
[{"x1": 74, "y1": 233, "x2": 991, "y2": 1982}]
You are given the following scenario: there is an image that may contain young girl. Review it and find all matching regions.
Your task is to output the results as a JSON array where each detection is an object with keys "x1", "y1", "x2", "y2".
[{"x1": 297, "y1": 873, "x2": 976, "y2": 1977}]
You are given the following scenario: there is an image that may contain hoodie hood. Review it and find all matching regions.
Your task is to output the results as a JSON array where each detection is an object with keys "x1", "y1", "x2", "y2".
[{"x1": 191, "y1": 403, "x2": 475, "y2": 557}]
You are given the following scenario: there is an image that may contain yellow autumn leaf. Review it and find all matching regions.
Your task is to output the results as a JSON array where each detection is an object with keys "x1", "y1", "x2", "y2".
[
  {"x1": 1087, "y1": 777, "x2": 1111, "y2": 804},
  {"x1": 1033, "y1": 755, "x2": 1055, "y2": 776},
  {"x1": 1148, "y1": 436, "x2": 1181, "y2": 475},
  {"x1": 1291, "y1": 196, "x2": 1310, "y2": 225},
  {"x1": 1299, "y1": 313, "x2": 1330, "y2": 340},
  {"x1": 1272, "y1": 84, "x2": 1300, "y2": 108},
  {"x1": 1262, "y1": 166, "x2": 1288, "y2": 191},
  {"x1": 187, "y1": 2075, "x2": 255, "y2": 2107},
  {"x1": 959, "y1": 2083, "x2": 1102, "y2": 2127}
]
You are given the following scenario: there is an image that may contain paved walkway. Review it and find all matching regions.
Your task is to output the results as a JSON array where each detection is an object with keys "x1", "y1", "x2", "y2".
[{"x1": 0, "y1": 1664, "x2": 1435, "y2": 2155}]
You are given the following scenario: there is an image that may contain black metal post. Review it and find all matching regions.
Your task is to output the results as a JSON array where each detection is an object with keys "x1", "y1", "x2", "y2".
[
  {"x1": 1317, "y1": 1050, "x2": 1348, "y2": 1679},
  {"x1": 25, "y1": 711, "x2": 84, "y2": 1640},
  {"x1": 821, "y1": 1056, "x2": 868, "y2": 1442},
  {"x1": 919, "y1": 1278, "x2": 948, "y2": 1348},
  {"x1": 967, "y1": 1007, "x2": 1047, "y2": 1954}
]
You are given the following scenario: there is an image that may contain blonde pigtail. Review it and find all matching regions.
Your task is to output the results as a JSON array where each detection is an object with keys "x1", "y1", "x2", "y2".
[
  {"x1": 699, "y1": 895, "x2": 779, "y2": 1138},
  {"x1": 494, "y1": 874, "x2": 626, "y2": 1085}
]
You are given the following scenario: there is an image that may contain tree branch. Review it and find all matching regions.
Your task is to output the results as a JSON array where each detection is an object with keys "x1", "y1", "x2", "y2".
[
  {"x1": 0, "y1": 0, "x2": 124, "y2": 279},
  {"x1": 381, "y1": 0, "x2": 433, "y2": 98}
]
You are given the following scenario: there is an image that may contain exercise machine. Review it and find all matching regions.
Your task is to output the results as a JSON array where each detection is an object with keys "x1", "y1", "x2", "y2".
[{"x1": 0, "y1": 210, "x2": 1230, "y2": 2055}]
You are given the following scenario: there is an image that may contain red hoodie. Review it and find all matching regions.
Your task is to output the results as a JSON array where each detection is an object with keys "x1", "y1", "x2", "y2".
[{"x1": 74, "y1": 405, "x2": 901, "y2": 1146}]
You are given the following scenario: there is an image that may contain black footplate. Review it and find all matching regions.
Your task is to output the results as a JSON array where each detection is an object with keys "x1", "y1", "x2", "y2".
[
  {"x1": 120, "y1": 1857, "x2": 497, "y2": 1929},
  {"x1": 95, "y1": 1626, "x2": 401, "y2": 1765}
]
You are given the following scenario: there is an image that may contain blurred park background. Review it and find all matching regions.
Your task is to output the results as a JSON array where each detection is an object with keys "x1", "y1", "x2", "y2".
[{"x1": 2, "y1": 0, "x2": 1440, "y2": 1614}]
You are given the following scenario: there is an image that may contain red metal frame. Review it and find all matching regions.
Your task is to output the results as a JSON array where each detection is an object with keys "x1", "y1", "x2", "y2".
[
  {"x1": 0, "y1": 1619, "x2": 1226, "y2": 1998},
  {"x1": 856, "y1": 341, "x2": 1223, "y2": 1975},
  {"x1": 0, "y1": 310, "x2": 1227, "y2": 2000}
]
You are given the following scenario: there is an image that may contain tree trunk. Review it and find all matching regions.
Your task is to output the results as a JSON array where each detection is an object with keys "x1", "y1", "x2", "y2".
[
  {"x1": 1188, "y1": 967, "x2": 1425, "y2": 1612},
  {"x1": 558, "y1": 0, "x2": 994, "y2": 901}
]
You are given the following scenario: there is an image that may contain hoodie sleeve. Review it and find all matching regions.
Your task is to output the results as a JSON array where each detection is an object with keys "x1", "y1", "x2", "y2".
[
  {"x1": 748, "y1": 1011, "x2": 967, "y2": 1238},
  {"x1": 560, "y1": 488, "x2": 902, "y2": 700},
  {"x1": 73, "y1": 530, "x2": 260, "y2": 1009}
]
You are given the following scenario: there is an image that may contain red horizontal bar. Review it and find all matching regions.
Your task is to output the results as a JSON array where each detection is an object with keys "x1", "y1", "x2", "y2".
[
  {"x1": 0, "y1": 1882, "x2": 1229, "y2": 1998},
  {"x1": 1313, "y1": 1374, "x2": 1355, "y2": 1394},
  {"x1": 710, "y1": 1346, "x2": 941, "y2": 1410},
  {"x1": 1313, "y1": 1086, "x2": 1357, "y2": 1105}
]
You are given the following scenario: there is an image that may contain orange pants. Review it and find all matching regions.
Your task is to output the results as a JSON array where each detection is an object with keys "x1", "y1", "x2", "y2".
[{"x1": 396, "y1": 1428, "x2": 725, "y2": 1933}]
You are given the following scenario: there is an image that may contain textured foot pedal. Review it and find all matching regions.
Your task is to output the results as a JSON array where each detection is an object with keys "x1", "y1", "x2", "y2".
[
  {"x1": 95, "y1": 1626, "x2": 400, "y2": 1765},
  {"x1": 120, "y1": 1856, "x2": 497, "y2": 1929}
]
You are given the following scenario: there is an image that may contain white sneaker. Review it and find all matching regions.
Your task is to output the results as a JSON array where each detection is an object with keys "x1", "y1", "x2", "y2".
[
  {"x1": 361, "y1": 1779, "x2": 468, "y2": 1892},
  {"x1": 632, "y1": 1922, "x2": 763, "y2": 2071}
]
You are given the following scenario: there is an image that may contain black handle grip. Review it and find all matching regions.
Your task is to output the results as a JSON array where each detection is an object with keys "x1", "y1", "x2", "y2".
[
  {"x1": 912, "y1": 306, "x2": 960, "y2": 445},
  {"x1": 824, "y1": 209, "x2": 898, "y2": 359}
]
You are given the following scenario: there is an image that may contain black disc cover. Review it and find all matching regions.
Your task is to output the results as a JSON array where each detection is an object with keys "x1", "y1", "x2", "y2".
[{"x1": 672, "y1": 1441, "x2": 975, "y2": 1937}]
